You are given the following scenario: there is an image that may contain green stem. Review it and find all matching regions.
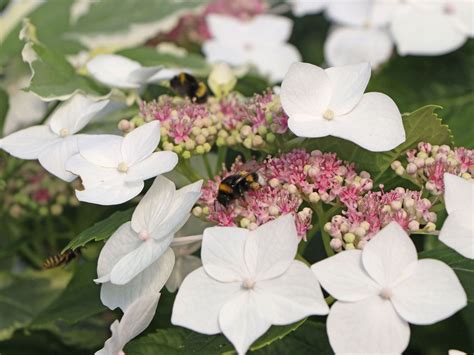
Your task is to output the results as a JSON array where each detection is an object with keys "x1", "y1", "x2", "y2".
[
  {"x1": 40, "y1": 101, "x2": 60, "y2": 125},
  {"x1": 314, "y1": 203, "x2": 334, "y2": 257},
  {"x1": 325, "y1": 295, "x2": 335, "y2": 306},
  {"x1": 215, "y1": 146, "x2": 228, "y2": 175},
  {"x1": 180, "y1": 159, "x2": 204, "y2": 182},
  {"x1": 202, "y1": 154, "x2": 213, "y2": 179}
]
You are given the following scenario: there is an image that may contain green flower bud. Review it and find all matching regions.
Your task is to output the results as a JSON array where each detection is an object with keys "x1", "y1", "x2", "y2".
[
  {"x1": 266, "y1": 132, "x2": 276, "y2": 143},
  {"x1": 182, "y1": 151, "x2": 191, "y2": 159}
]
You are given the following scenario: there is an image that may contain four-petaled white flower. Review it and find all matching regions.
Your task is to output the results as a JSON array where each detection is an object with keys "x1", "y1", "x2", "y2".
[
  {"x1": 391, "y1": 0, "x2": 474, "y2": 56},
  {"x1": 95, "y1": 294, "x2": 159, "y2": 355},
  {"x1": 172, "y1": 214, "x2": 329, "y2": 355},
  {"x1": 0, "y1": 93, "x2": 108, "y2": 181},
  {"x1": 203, "y1": 14, "x2": 301, "y2": 82},
  {"x1": 312, "y1": 222, "x2": 467, "y2": 354},
  {"x1": 439, "y1": 173, "x2": 474, "y2": 259},
  {"x1": 280, "y1": 61, "x2": 405, "y2": 151},
  {"x1": 95, "y1": 176, "x2": 202, "y2": 311},
  {"x1": 87, "y1": 54, "x2": 163, "y2": 89},
  {"x1": 166, "y1": 238, "x2": 202, "y2": 293},
  {"x1": 66, "y1": 121, "x2": 178, "y2": 205}
]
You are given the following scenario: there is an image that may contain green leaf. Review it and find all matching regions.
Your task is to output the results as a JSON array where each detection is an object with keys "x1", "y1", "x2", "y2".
[
  {"x1": 300, "y1": 105, "x2": 453, "y2": 182},
  {"x1": 0, "y1": 269, "x2": 71, "y2": 340},
  {"x1": 0, "y1": 87, "x2": 9, "y2": 136},
  {"x1": 64, "y1": 208, "x2": 133, "y2": 252},
  {"x1": 118, "y1": 47, "x2": 209, "y2": 75},
  {"x1": 125, "y1": 320, "x2": 307, "y2": 354},
  {"x1": 368, "y1": 41, "x2": 474, "y2": 148},
  {"x1": 254, "y1": 320, "x2": 331, "y2": 354},
  {"x1": 70, "y1": 0, "x2": 208, "y2": 35},
  {"x1": 19, "y1": 20, "x2": 108, "y2": 101},
  {"x1": 31, "y1": 261, "x2": 106, "y2": 326}
]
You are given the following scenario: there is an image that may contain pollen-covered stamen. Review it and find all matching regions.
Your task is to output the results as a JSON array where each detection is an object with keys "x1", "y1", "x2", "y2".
[
  {"x1": 379, "y1": 287, "x2": 393, "y2": 300},
  {"x1": 323, "y1": 109, "x2": 335, "y2": 120},
  {"x1": 138, "y1": 230, "x2": 151, "y2": 241},
  {"x1": 59, "y1": 128, "x2": 69, "y2": 137},
  {"x1": 242, "y1": 278, "x2": 256, "y2": 290},
  {"x1": 117, "y1": 162, "x2": 129, "y2": 173}
]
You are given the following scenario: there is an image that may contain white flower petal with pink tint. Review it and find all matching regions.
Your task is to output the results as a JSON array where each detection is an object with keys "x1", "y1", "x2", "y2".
[
  {"x1": 203, "y1": 14, "x2": 301, "y2": 82},
  {"x1": 172, "y1": 215, "x2": 328, "y2": 355},
  {"x1": 96, "y1": 176, "x2": 202, "y2": 286},
  {"x1": 291, "y1": 0, "x2": 327, "y2": 17},
  {"x1": 313, "y1": 222, "x2": 467, "y2": 354},
  {"x1": 325, "y1": 26, "x2": 393, "y2": 69},
  {"x1": 439, "y1": 173, "x2": 474, "y2": 259},
  {"x1": 87, "y1": 54, "x2": 162, "y2": 89},
  {"x1": 281, "y1": 62, "x2": 405, "y2": 151},
  {"x1": 0, "y1": 93, "x2": 108, "y2": 181},
  {"x1": 95, "y1": 294, "x2": 159, "y2": 355},
  {"x1": 66, "y1": 121, "x2": 178, "y2": 205}
]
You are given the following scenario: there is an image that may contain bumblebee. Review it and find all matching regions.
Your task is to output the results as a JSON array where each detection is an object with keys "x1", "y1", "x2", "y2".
[
  {"x1": 170, "y1": 72, "x2": 208, "y2": 103},
  {"x1": 43, "y1": 249, "x2": 79, "y2": 269},
  {"x1": 217, "y1": 171, "x2": 261, "y2": 206}
]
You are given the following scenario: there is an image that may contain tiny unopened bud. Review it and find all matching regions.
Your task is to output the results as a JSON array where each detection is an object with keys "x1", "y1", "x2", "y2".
[
  {"x1": 360, "y1": 221, "x2": 370, "y2": 231},
  {"x1": 240, "y1": 125, "x2": 252, "y2": 137},
  {"x1": 252, "y1": 135, "x2": 264, "y2": 147},
  {"x1": 243, "y1": 137, "x2": 253, "y2": 149},
  {"x1": 265, "y1": 132, "x2": 276, "y2": 143},
  {"x1": 354, "y1": 227, "x2": 366, "y2": 238},
  {"x1": 330, "y1": 238, "x2": 343, "y2": 251},
  {"x1": 408, "y1": 220, "x2": 419, "y2": 231},
  {"x1": 268, "y1": 205, "x2": 280, "y2": 216},
  {"x1": 287, "y1": 184, "x2": 297, "y2": 194},
  {"x1": 345, "y1": 243, "x2": 355, "y2": 250},
  {"x1": 118, "y1": 119, "x2": 131, "y2": 131},
  {"x1": 343, "y1": 233, "x2": 356, "y2": 243},
  {"x1": 192, "y1": 206, "x2": 202, "y2": 217},
  {"x1": 395, "y1": 166, "x2": 405, "y2": 176},
  {"x1": 425, "y1": 222, "x2": 436, "y2": 232},
  {"x1": 202, "y1": 206, "x2": 209, "y2": 215},
  {"x1": 391, "y1": 161, "x2": 402, "y2": 170},
  {"x1": 183, "y1": 151, "x2": 191, "y2": 160},
  {"x1": 406, "y1": 163, "x2": 418, "y2": 175},
  {"x1": 269, "y1": 178, "x2": 280, "y2": 188},
  {"x1": 309, "y1": 192, "x2": 320, "y2": 203},
  {"x1": 240, "y1": 218, "x2": 250, "y2": 228},
  {"x1": 390, "y1": 200, "x2": 402, "y2": 211},
  {"x1": 50, "y1": 204, "x2": 63, "y2": 216},
  {"x1": 195, "y1": 145, "x2": 205, "y2": 155},
  {"x1": 248, "y1": 222, "x2": 258, "y2": 230},
  {"x1": 195, "y1": 134, "x2": 206, "y2": 145}
]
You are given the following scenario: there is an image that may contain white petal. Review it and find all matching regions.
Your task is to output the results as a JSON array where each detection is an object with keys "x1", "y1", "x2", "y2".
[
  {"x1": 101, "y1": 248, "x2": 175, "y2": 311},
  {"x1": 206, "y1": 15, "x2": 249, "y2": 45},
  {"x1": 248, "y1": 14, "x2": 293, "y2": 43},
  {"x1": 155, "y1": 179, "x2": 203, "y2": 238},
  {"x1": 443, "y1": 173, "x2": 474, "y2": 214},
  {"x1": 202, "y1": 226, "x2": 250, "y2": 282},
  {"x1": 257, "y1": 261, "x2": 329, "y2": 325},
  {"x1": 203, "y1": 41, "x2": 249, "y2": 67},
  {"x1": 0, "y1": 125, "x2": 58, "y2": 159},
  {"x1": 327, "y1": 297, "x2": 410, "y2": 354},
  {"x1": 249, "y1": 44, "x2": 301, "y2": 82},
  {"x1": 219, "y1": 291, "x2": 271, "y2": 355},
  {"x1": 391, "y1": 258, "x2": 467, "y2": 325},
  {"x1": 78, "y1": 134, "x2": 123, "y2": 168},
  {"x1": 292, "y1": 0, "x2": 327, "y2": 17},
  {"x1": 110, "y1": 236, "x2": 173, "y2": 285},
  {"x1": 391, "y1": 5, "x2": 467, "y2": 56},
  {"x1": 362, "y1": 222, "x2": 417, "y2": 287},
  {"x1": 171, "y1": 267, "x2": 242, "y2": 334},
  {"x1": 166, "y1": 255, "x2": 202, "y2": 293},
  {"x1": 97, "y1": 294, "x2": 159, "y2": 354},
  {"x1": 325, "y1": 62, "x2": 371, "y2": 115},
  {"x1": 324, "y1": 26, "x2": 393, "y2": 69},
  {"x1": 127, "y1": 66, "x2": 163, "y2": 85},
  {"x1": 66, "y1": 153, "x2": 121, "y2": 188},
  {"x1": 87, "y1": 54, "x2": 142, "y2": 89},
  {"x1": 121, "y1": 121, "x2": 161, "y2": 166},
  {"x1": 76, "y1": 179, "x2": 144, "y2": 206},
  {"x1": 124, "y1": 151, "x2": 178, "y2": 182},
  {"x1": 49, "y1": 94, "x2": 109, "y2": 135},
  {"x1": 454, "y1": 0, "x2": 474, "y2": 36},
  {"x1": 116, "y1": 294, "x2": 160, "y2": 348},
  {"x1": 131, "y1": 176, "x2": 175, "y2": 234},
  {"x1": 245, "y1": 214, "x2": 299, "y2": 281},
  {"x1": 439, "y1": 211, "x2": 474, "y2": 259},
  {"x1": 38, "y1": 136, "x2": 78, "y2": 182},
  {"x1": 312, "y1": 250, "x2": 379, "y2": 301},
  {"x1": 280, "y1": 62, "x2": 332, "y2": 121},
  {"x1": 331, "y1": 92, "x2": 405, "y2": 152},
  {"x1": 287, "y1": 116, "x2": 333, "y2": 138},
  {"x1": 327, "y1": 0, "x2": 370, "y2": 26}
]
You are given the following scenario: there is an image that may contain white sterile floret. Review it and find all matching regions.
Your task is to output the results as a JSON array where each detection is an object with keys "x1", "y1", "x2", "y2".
[
  {"x1": 0, "y1": 93, "x2": 108, "y2": 181},
  {"x1": 95, "y1": 294, "x2": 160, "y2": 355},
  {"x1": 391, "y1": 0, "x2": 474, "y2": 56},
  {"x1": 172, "y1": 214, "x2": 329, "y2": 355},
  {"x1": 66, "y1": 121, "x2": 178, "y2": 205},
  {"x1": 312, "y1": 222, "x2": 467, "y2": 354},
  {"x1": 439, "y1": 173, "x2": 474, "y2": 259},
  {"x1": 280, "y1": 61, "x2": 405, "y2": 151},
  {"x1": 87, "y1": 54, "x2": 163, "y2": 89},
  {"x1": 203, "y1": 14, "x2": 301, "y2": 82},
  {"x1": 95, "y1": 176, "x2": 202, "y2": 311}
]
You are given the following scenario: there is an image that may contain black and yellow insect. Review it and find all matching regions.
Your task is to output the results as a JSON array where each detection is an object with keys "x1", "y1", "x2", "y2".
[
  {"x1": 217, "y1": 171, "x2": 261, "y2": 206},
  {"x1": 170, "y1": 72, "x2": 208, "y2": 103},
  {"x1": 43, "y1": 249, "x2": 79, "y2": 269}
]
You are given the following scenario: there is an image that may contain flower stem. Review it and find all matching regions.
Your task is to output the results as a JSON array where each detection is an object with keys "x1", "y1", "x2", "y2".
[
  {"x1": 314, "y1": 203, "x2": 335, "y2": 257},
  {"x1": 202, "y1": 154, "x2": 213, "y2": 179},
  {"x1": 215, "y1": 146, "x2": 228, "y2": 175},
  {"x1": 325, "y1": 295, "x2": 335, "y2": 306}
]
